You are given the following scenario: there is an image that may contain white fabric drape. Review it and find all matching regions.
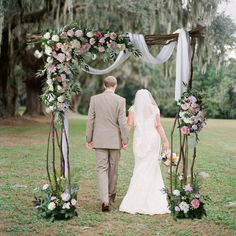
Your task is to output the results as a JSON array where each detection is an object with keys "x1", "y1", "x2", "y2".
[
  {"x1": 82, "y1": 50, "x2": 132, "y2": 75},
  {"x1": 62, "y1": 112, "x2": 69, "y2": 178},
  {"x1": 63, "y1": 28, "x2": 191, "y2": 177}
]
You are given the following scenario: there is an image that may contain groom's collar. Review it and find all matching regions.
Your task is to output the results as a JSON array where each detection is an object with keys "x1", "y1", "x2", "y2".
[{"x1": 104, "y1": 89, "x2": 115, "y2": 93}]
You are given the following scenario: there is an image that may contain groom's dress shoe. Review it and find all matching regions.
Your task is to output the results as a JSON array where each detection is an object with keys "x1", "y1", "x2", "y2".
[{"x1": 102, "y1": 203, "x2": 110, "y2": 212}]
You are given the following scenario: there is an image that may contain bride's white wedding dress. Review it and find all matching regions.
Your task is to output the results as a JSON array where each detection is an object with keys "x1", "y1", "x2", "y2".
[{"x1": 119, "y1": 90, "x2": 170, "y2": 215}]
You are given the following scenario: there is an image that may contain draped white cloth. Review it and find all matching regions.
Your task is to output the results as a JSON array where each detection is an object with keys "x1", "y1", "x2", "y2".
[
  {"x1": 63, "y1": 28, "x2": 191, "y2": 177},
  {"x1": 62, "y1": 112, "x2": 69, "y2": 178}
]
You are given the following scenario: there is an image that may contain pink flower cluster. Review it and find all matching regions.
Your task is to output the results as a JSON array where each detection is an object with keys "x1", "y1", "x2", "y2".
[
  {"x1": 41, "y1": 27, "x2": 132, "y2": 115},
  {"x1": 179, "y1": 94, "x2": 205, "y2": 135}
]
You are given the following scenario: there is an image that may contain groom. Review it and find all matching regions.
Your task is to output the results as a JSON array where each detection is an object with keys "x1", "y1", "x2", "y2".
[{"x1": 86, "y1": 75, "x2": 129, "y2": 212}]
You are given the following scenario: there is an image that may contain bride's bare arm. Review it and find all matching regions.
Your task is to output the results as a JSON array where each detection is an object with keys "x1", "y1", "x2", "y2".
[
  {"x1": 127, "y1": 111, "x2": 134, "y2": 131},
  {"x1": 155, "y1": 114, "x2": 169, "y2": 152}
]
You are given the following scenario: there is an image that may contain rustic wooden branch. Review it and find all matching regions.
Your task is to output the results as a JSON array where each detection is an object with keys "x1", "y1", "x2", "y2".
[{"x1": 26, "y1": 26, "x2": 204, "y2": 45}]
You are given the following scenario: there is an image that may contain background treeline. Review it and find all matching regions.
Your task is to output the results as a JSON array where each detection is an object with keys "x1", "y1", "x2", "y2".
[{"x1": 0, "y1": 0, "x2": 236, "y2": 118}]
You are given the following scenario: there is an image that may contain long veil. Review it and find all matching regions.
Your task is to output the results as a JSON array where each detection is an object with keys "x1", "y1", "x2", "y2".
[{"x1": 133, "y1": 89, "x2": 160, "y2": 159}]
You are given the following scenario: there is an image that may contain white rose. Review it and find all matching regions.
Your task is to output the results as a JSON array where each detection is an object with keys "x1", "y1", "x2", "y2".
[
  {"x1": 42, "y1": 184, "x2": 49, "y2": 190},
  {"x1": 51, "y1": 196, "x2": 57, "y2": 201},
  {"x1": 62, "y1": 202, "x2": 70, "y2": 209},
  {"x1": 48, "y1": 94, "x2": 55, "y2": 102},
  {"x1": 52, "y1": 34, "x2": 59, "y2": 42},
  {"x1": 45, "y1": 107, "x2": 52, "y2": 113},
  {"x1": 173, "y1": 189, "x2": 180, "y2": 196},
  {"x1": 48, "y1": 202, "x2": 56, "y2": 211},
  {"x1": 49, "y1": 85, "x2": 54, "y2": 92},
  {"x1": 34, "y1": 50, "x2": 43, "y2": 58},
  {"x1": 86, "y1": 31, "x2": 93, "y2": 38},
  {"x1": 57, "y1": 95, "x2": 65, "y2": 103},
  {"x1": 46, "y1": 57, "x2": 53, "y2": 64},
  {"x1": 43, "y1": 32, "x2": 51, "y2": 39},
  {"x1": 45, "y1": 45, "x2": 52, "y2": 55},
  {"x1": 49, "y1": 105, "x2": 55, "y2": 111},
  {"x1": 46, "y1": 79, "x2": 53, "y2": 86},
  {"x1": 57, "y1": 85, "x2": 64, "y2": 93},
  {"x1": 71, "y1": 199, "x2": 77, "y2": 206}
]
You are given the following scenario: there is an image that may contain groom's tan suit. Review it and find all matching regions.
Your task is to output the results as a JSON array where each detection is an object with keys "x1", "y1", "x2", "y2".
[{"x1": 86, "y1": 90, "x2": 128, "y2": 205}]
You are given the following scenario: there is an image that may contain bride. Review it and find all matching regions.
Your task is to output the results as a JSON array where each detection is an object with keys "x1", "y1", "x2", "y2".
[{"x1": 119, "y1": 89, "x2": 170, "y2": 215}]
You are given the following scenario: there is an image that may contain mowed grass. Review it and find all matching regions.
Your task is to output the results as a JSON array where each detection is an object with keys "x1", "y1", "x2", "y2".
[{"x1": 0, "y1": 115, "x2": 236, "y2": 236}]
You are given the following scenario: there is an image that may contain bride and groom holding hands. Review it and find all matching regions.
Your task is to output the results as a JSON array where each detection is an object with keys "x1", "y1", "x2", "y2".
[{"x1": 86, "y1": 75, "x2": 170, "y2": 215}]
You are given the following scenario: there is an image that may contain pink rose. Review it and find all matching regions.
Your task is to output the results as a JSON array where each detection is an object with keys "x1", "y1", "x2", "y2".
[
  {"x1": 191, "y1": 198, "x2": 200, "y2": 209},
  {"x1": 89, "y1": 38, "x2": 96, "y2": 45},
  {"x1": 110, "y1": 32, "x2": 117, "y2": 40},
  {"x1": 95, "y1": 32, "x2": 103, "y2": 38},
  {"x1": 184, "y1": 184, "x2": 193, "y2": 192},
  {"x1": 55, "y1": 43, "x2": 62, "y2": 51},
  {"x1": 188, "y1": 96, "x2": 197, "y2": 103},
  {"x1": 61, "y1": 192, "x2": 70, "y2": 202},
  {"x1": 55, "y1": 76, "x2": 62, "y2": 82},
  {"x1": 192, "y1": 124, "x2": 198, "y2": 130},
  {"x1": 82, "y1": 43, "x2": 91, "y2": 51},
  {"x1": 60, "y1": 32, "x2": 67, "y2": 39},
  {"x1": 98, "y1": 46, "x2": 105, "y2": 52},
  {"x1": 56, "y1": 53, "x2": 66, "y2": 62},
  {"x1": 181, "y1": 126, "x2": 190, "y2": 135},
  {"x1": 181, "y1": 102, "x2": 190, "y2": 110},
  {"x1": 48, "y1": 65, "x2": 56, "y2": 73}
]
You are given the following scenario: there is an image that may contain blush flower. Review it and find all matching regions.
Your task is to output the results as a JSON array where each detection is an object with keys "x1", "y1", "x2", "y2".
[
  {"x1": 56, "y1": 53, "x2": 66, "y2": 62},
  {"x1": 184, "y1": 184, "x2": 193, "y2": 192},
  {"x1": 75, "y1": 30, "x2": 83, "y2": 37},
  {"x1": 48, "y1": 65, "x2": 56, "y2": 73},
  {"x1": 181, "y1": 102, "x2": 190, "y2": 110},
  {"x1": 89, "y1": 38, "x2": 96, "y2": 45},
  {"x1": 61, "y1": 192, "x2": 70, "y2": 201},
  {"x1": 181, "y1": 126, "x2": 190, "y2": 135},
  {"x1": 191, "y1": 198, "x2": 200, "y2": 209},
  {"x1": 110, "y1": 32, "x2": 117, "y2": 40},
  {"x1": 98, "y1": 46, "x2": 105, "y2": 52}
]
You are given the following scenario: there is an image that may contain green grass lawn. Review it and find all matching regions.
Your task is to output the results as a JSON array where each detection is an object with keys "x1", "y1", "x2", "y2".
[{"x1": 0, "y1": 115, "x2": 236, "y2": 236}]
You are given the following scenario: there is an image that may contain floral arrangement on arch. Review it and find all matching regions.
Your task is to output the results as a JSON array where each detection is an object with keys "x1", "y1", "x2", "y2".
[
  {"x1": 38, "y1": 23, "x2": 140, "y2": 121},
  {"x1": 167, "y1": 174, "x2": 208, "y2": 220},
  {"x1": 178, "y1": 91, "x2": 206, "y2": 136}
]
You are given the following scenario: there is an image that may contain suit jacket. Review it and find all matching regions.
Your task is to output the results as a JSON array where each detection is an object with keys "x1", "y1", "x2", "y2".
[{"x1": 86, "y1": 90, "x2": 128, "y2": 149}]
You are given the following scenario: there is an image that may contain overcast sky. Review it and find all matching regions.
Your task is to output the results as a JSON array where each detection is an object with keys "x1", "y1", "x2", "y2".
[{"x1": 218, "y1": 0, "x2": 236, "y2": 23}]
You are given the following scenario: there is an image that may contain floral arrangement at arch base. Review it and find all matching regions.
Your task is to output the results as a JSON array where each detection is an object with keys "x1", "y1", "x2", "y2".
[
  {"x1": 34, "y1": 23, "x2": 140, "y2": 220},
  {"x1": 166, "y1": 174, "x2": 209, "y2": 220},
  {"x1": 167, "y1": 90, "x2": 208, "y2": 220}
]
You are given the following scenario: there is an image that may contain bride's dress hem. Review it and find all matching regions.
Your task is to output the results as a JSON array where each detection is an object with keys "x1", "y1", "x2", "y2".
[{"x1": 119, "y1": 209, "x2": 170, "y2": 216}]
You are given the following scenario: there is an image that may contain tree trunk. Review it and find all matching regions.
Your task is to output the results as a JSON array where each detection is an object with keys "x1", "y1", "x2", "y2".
[
  {"x1": 71, "y1": 94, "x2": 81, "y2": 113},
  {"x1": 21, "y1": 49, "x2": 45, "y2": 116},
  {"x1": 0, "y1": 29, "x2": 19, "y2": 117}
]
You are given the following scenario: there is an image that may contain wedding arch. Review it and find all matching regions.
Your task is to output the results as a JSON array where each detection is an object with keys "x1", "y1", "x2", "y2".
[{"x1": 29, "y1": 24, "x2": 206, "y2": 220}]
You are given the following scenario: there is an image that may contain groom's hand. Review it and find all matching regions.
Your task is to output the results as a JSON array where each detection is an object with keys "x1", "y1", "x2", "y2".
[
  {"x1": 86, "y1": 142, "x2": 93, "y2": 150},
  {"x1": 122, "y1": 143, "x2": 128, "y2": 150}
]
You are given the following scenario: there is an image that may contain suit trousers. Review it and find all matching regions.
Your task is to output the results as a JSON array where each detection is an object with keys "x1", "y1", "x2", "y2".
[{"x1": 95, "y1": 149, "x2": 120, "y2": 205}]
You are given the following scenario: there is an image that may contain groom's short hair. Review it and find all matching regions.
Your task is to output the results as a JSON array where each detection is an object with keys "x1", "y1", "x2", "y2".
[{"x1": 104, "y1": 76, "x2": 117, "y2": 88}]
